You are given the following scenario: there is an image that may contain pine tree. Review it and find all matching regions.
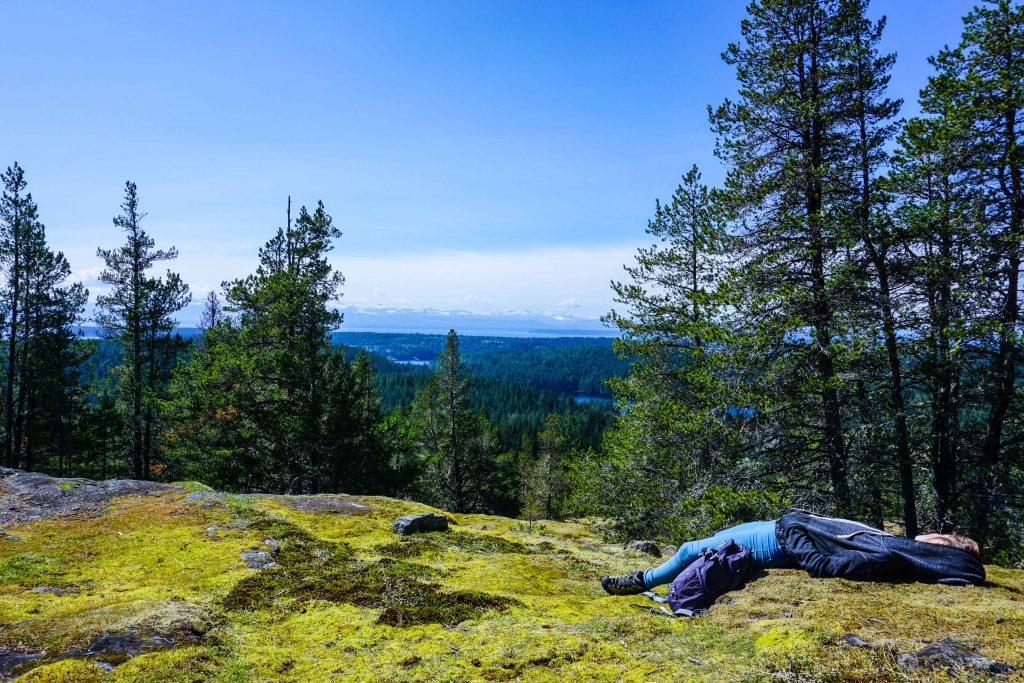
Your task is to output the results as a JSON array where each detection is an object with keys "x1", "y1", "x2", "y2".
[
  {"x1": 909, "y1": 1, "x2": 1024, "y2": 542},
  {"x1": 520, "y1": 412, "x2": 571, "y2": 521},
  {"x1": 600, "y1": 165, "x2": 734, "y2": 535},
  {"x1": 0, "y1": 163, "x2": 91, "y2": 473},
  {"x1": 411, "y1": 329, "x2": 495, "y2": 513},
  {"x1": 22, "y1": 248, "x2": 89, "y2": 473},
  {"x1": 220, "y1": 199, "x2": 345, "y2": 493},
  {"x1": 835, "y1": 0, "x2": 919, "y2": 534},
  {"x1": 198, "y1": 291, "x2": 224, "y2": 332},
  {"x1": 1, "y1": 163, "x2": 38, "y2": 469},
  {"x1": 96, "y1": 181, "x2": 190, "y2": 479},
  {"x1": 711, "y1": 0, "x2": 861, "y2": 514},
  {"x1": 954, "y1": 1, "x2": 1022, "y2": 542},
  {"x1": 166, "y1": 198, "x2": 370, "y2": 494},
  {"x1": 885, "y1": 108, "x2": 980, "y2": 533}
]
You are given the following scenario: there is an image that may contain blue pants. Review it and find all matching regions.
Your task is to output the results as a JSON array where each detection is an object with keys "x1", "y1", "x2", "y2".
[{"x1": 643, "y1": 520, "x2": 792, "y2": 589}]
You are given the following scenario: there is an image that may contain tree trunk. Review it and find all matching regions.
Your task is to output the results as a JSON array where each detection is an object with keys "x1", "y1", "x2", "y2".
[{"x1": 806, "y1": 11, "x2": 851, "y2": 515}]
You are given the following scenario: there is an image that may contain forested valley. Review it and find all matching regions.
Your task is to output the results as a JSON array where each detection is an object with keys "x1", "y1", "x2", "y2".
[
  {"x1": 0, "y1": 169, "x2": 622, "y2": 520},
  {"x1": 1, "y1": 0, "x2": 1023, "y2": 568}
]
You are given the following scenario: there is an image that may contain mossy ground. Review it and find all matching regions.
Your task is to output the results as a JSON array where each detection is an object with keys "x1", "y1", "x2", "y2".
[{"x1": 1, "y1": 488, "x2": 1021, "y2": 682}]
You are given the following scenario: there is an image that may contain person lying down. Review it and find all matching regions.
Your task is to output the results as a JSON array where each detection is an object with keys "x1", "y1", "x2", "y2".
[{"x1": 601, "y1": 510, "x2": 985, "y2": 596}]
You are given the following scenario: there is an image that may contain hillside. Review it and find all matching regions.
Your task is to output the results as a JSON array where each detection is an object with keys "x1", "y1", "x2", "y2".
[{"x1": 0, "y1": 469, "x2": 1020, "y2": 682}]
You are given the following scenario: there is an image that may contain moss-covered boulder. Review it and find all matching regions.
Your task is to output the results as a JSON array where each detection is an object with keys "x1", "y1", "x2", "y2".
[{"x1": 0, "y1": 469, "x2": 1020, "y2": 681}]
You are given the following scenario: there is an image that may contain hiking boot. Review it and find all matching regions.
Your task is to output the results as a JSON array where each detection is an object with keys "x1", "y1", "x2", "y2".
[{"x1": 601, "y1": 570, "x2": 646, "y2": 595}]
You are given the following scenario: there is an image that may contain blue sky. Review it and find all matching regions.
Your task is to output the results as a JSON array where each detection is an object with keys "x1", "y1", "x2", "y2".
[{"x1": 3, "y1": 0, "x2": 977, "y2": 323}]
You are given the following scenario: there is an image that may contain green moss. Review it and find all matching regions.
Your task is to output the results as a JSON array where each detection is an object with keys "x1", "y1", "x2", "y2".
[
  {"x1": 753, "y1": 625, "x2": 820, "y2": 654},
  {"x1": 376, "y1": 529, "x2": 533, "y2": 559},
  {"x1": 0, "y1": 552, "x2": 58, "y2": 585},
  {"x1": 477, "y1": 644, "x2": 592, "y2": 681},
  {"x1": 224, "y1": 513, "x2": 518, "y2": 627},
  {"x1": 0, "y1": 486, "x2": 1020, "y2": 681},
  {"x1": 105, "y1": 646, "x2": 221, "y2": 683},
  {"x1": 177, "y1": 481, "x2": 216, "y2": 493},
  {"x1": 15, "y1": 658, "x2": 106, "y2": 683},
  {"x1": 58, "y1": 481, "x2": 82, "y2": 490}
]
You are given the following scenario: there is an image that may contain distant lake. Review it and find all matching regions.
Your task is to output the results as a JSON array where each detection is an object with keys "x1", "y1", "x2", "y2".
[
  {"x1": 573, "y1": 393, "x2": 614, "y2": 405},
  {"x1": 389, "y1": 358, "x2": 433, "y2": 366}
]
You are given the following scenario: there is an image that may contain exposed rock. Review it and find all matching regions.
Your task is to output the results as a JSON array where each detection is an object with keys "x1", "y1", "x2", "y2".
[
  {"x1": 183, "y1": 491, "x2": 225, "y2": 509},
  {"x1": 624, "y1": 540, "x2": 662, "y2": 557},
  {"x1": 897, "y1": 638, "x2": 1012, "y2": 674},
  {"x1": 31, "y1": 585, "x2": 78, "y2": 596},
  {"x1": 285, "y1": 495, "x2": 371, "y2": 514},
  {"x1": 393, "y1": 512, "x2": 448, "y2": 536},
  {"x1": 53, "y1": 628, "x2": 198, "y2": 671},
  {"x1": 839, "y1": 633, "x2": 872, "y2": 649},
  {"x1": 0, "y1": 467, "x2": 169, "y2": 526},
  {"x1": 77, "y1": 632, "x2": 175, "y2": 658},
  {"x1": 0, "y1": 649, "x2": 44, "y2": 680},
  {"x1": 240, "y1": 550, "x2": 278, "y2": 570}
]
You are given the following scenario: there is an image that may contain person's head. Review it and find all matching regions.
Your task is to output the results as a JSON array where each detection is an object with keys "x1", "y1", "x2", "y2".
[{"x1": 915, "y1": 533, "x2": 981, "y2": 558}]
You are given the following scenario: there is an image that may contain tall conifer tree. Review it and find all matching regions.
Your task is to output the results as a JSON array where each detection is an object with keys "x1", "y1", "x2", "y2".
[
  {"x1": 96, "y1": 181, "x2": 190, "y2": 479},
  {"x1": 0, "y1": 163, "x2": 90, "y2": 472},
  {"x1": 711, "y1": 0, "x2": 860, "y2": 514}
]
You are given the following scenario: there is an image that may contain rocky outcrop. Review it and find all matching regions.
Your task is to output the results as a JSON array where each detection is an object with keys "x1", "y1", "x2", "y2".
[
  {"x1": 183, "y1": 491, "x2": 225, "y2": 509},
  {"x1": 0, "y1": 467, "x2": 169, "y2": 526},
  {"x1": 392, "y1": 512, "x2": 448, "y2": 535}
]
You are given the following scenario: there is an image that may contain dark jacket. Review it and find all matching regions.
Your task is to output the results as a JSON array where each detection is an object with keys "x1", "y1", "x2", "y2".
[{"x1": 775, "y1": 511, "x2": 985, "y2": 586}]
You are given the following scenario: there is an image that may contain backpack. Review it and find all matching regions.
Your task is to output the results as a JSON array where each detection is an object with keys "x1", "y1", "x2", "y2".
[{"x1": 664, "y1": 539, "x2": 754, "y2": 617}]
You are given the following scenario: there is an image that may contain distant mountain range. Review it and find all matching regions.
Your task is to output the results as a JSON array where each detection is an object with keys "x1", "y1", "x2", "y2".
[
  {"x1": 77, "y1": 306, "x2": 617, "y2": 338},
  {"x1": 335, "y1": 307, "x2": 615, "y2": 337}
]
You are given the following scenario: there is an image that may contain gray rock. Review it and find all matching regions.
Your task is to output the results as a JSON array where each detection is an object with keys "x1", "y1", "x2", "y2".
[
  {"x1": 31, "y1": 585, "x2": 78, "y2": 596},
  {"x1": 625, "y1": 540, "x2": 662, "y2": 557},
  {"x1": 64, "y1": 630, "x2": 181, "y2": 663},
  {"x1": 840, "y1": 633, "x2": 872, "y2": 649},
  {"x1": 898, "y1": 638, "x2": 1012, "y2": 674},
  {"x1": 286, "y1": 495, "x2": 370, "y2": 514},
  {"x1": 393, "y1": 512, "x2": 448, "y2": 536},
  {"x1": 0, "y1": 649, "x2": 44, "y2": 677},
  {"x1": 263, "y1": 538, "x2": 281, "y2": 554},
  {"x1": 183, "y1": 491, "x2": 225, "y2": 509},
  {"x1": 0, "y1": 467, "x2": 169, "y2": 526},
  {"x1": 896, "y1": 653, "x2": 919, "y2": 669},
  {"x1": 240, "y1": 550, "x2": 278, "y2": 570}
]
